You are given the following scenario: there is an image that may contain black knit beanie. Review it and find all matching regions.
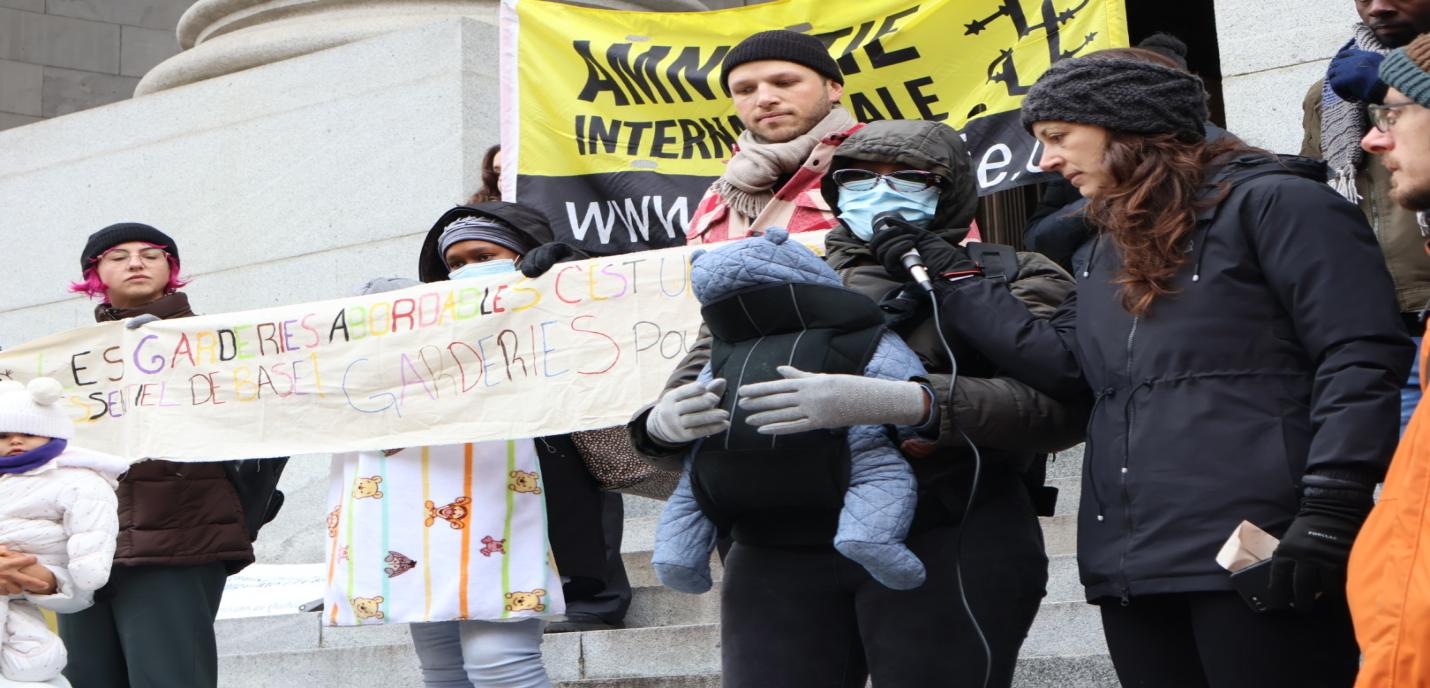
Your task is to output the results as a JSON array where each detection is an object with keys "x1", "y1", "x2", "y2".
[
  {"x1": 1137, "y1": 33, "x2": 1189, "y2": 71},
  {"x1": 80, "y1": 222, "x2": 179, "y2": 274},
  {"x1": 1020, "y1": 56, "x2": 1209, "y2": 143},
  {"x1": 720, "y1": 30, "x2": 842, "y2": 93}
]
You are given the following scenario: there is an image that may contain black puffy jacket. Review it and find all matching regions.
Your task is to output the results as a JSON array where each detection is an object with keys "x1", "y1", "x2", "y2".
[{"x1": 937, "y1": 154, "x2": 1414, "y2": 602}]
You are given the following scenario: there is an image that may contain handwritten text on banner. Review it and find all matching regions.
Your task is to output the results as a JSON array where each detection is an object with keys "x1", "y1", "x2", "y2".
[{"x1": 0, "y1": 235, "x2": 825, "y2": 462}]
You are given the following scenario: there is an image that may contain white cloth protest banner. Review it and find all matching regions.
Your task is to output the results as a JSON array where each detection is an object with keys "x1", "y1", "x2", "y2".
[{"x1": 0, "y1": 233, "x2": 827, "y2": 462}]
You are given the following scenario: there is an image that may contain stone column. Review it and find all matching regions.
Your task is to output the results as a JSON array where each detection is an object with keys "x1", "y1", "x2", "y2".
[
  {"x1": 135, "y1": 0, "x2": 776, "y2": 96},
  {"x1": 136, "y1": 0, "x2": 500, "y2": 95}
]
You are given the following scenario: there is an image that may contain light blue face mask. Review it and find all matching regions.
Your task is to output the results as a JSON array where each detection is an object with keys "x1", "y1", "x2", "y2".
[
  {"x1": 449, "y1": 258, "x2": 518, "y2": 281},
  {"x1": 837, "y1": 184, "x2": 941, "y2": 242}
]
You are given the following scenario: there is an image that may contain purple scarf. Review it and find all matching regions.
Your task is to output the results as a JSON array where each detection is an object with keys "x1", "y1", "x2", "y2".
[{"x1": 0, "y1": 439, "x2": 66, "y2": 475}]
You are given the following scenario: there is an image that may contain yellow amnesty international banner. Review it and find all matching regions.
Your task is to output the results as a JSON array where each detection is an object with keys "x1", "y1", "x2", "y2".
[
  {"x1": 500, "y1": 0, "x2": 1128, "y2": 251},
  {"x1": 0, "y1": 234, "x2": 827, "y2": 463}
]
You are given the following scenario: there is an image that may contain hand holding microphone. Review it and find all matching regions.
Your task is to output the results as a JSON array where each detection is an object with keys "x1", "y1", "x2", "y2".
[{"x1": 867, "y1": 213, "x2": 980, "y2": 288}]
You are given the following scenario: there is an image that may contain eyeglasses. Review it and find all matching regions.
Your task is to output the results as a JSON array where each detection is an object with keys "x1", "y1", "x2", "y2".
[
  {"x1": 99, "y1": 247, "x2": 168, "y2": 265},
  {"x1": 1369, "y1": 101, "x2": 1420, "y2": 133},
  {"x1": 830, "y1": 169, "x2": 944, "y2": 193}
]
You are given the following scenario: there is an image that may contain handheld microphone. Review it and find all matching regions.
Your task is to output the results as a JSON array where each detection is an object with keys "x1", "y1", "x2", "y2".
[{"x1": 874, "y1": 211, "x2": 934, "y2": 293}]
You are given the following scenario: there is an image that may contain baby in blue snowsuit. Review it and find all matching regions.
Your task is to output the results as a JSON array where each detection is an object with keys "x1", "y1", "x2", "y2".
[{"x1": 652, "y1": 229, "x2": 927, "y2": 593}]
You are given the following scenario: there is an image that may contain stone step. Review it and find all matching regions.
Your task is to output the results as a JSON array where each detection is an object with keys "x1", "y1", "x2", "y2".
[
  {"x1": 1048, "y1": 445, "x2": 1085, "y2": 481},
  {"x1": 220, "y1": 445, "x2": 1098, "y2": 686},
  {"x1": 1042, "y1": 514, "x2": 1077, "y2": 557},
  {"x1": 218, "y1": 615, "x2": 1114, "y2": 687},
  {"x1": 1047, "y1": 554, "x2": 1083, "y2": 604},
  {"x1": 625, "y1": 583, "x2": 723, "y2": 628},
  {"x1": 624, "y1": 549, "x2": 725, "y2": 589},
  {"x1": 218, "y1": 589, "x2": 1106, "y2": 676},
  {"x1": 1050, "y1": 476, "x2": 1081, "y2": 517},
  {"x1": 1016, "y1": 655, "x2": 1117, "y2": 687},
  {"x1": 557, "y1": 677, "x2": 720, "y2": 688},
  {"x1": 553, "y1": 656, "x2": 1118, "y2": 688}
]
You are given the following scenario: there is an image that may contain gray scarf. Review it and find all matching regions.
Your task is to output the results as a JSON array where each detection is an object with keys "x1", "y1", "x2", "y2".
[
  {"x1": 1322, "y1": 24, "x2": 1390, "y2": 202},
  {"x1": 710, "y1": 105, "x2": 857, "y2": 222}
]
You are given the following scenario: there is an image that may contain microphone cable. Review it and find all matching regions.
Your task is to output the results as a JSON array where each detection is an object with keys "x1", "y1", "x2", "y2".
[{"x1": 917, "y1": 274, "x2": 993, "y2": 688}]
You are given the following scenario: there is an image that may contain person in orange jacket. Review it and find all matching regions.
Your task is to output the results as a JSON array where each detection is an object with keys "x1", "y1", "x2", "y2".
[{"x1": 1352, "y1": 32, "x2": 1430, "y2": 688}]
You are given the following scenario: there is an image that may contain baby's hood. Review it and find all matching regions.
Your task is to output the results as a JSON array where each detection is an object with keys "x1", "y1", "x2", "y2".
[
  {"x1": 690, "y1": 228, "x2": 841, "y2": 304},
  {"x1": 55, "y1": 445, "x2": 132, "y2": 488}
]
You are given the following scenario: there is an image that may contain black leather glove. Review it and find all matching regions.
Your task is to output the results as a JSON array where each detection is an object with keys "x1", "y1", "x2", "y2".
[
  {"x1": 867, "y1": 218, "x2": 979, "y2": 282},
  {"x1": 519, "y1": 241, "x2": 591, "y2": 278},
  {"x1": 1268, "y1": 472, "x2": 1375, "y2": 614}
]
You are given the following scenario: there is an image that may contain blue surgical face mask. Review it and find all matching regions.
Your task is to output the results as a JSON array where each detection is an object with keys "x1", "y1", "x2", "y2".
[
  {"x1": 837, "y1": 184, "x2": 941, "y2": 242},
  {"x1": 449, "y1": 258, "x2": 517, "y2": 281}
]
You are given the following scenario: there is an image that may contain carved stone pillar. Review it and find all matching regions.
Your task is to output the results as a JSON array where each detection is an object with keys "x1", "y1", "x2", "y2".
[{"x1": 136, "y1": 0, "x2": 499, "y2": 95}]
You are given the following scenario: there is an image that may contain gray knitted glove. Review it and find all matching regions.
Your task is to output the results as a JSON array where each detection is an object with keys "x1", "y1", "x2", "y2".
[
  {"x1": 646, "y1": 379, "x2": 730, "y2": 446},
  {"x1": 738, "y1": 366, "x2": 928, "y2": 436},
  {"x1": 125, "y1": 314, "x2": 160, "y2": 329}
]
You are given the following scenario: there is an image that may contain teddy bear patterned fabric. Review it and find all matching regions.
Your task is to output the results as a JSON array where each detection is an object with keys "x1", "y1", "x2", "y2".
[
  {"x1": 651, "y1": 229, "x2": 927, "y2": 593},
  {"x1": 322, "y1": 441, "x2": 564, "y2": 625}
]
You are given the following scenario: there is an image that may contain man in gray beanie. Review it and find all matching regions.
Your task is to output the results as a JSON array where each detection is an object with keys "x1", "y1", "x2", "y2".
[
  {"x1": 1303, "y1": 0, "x2": 1430, "y2": 435},
  {"x1": 684, "y1": 29, "x2": 856, "y2": 245},
  {"x1": 1362, "y1": 32, "x2": 1430, "y2": 212}
]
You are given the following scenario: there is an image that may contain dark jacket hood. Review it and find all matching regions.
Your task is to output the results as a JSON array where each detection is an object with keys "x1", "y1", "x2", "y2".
[
  {"x1": 1191, "y1": 154, "x2": 1327, "y2": 224},
  {"x1": 1206, "y1": 153, "x2": 1326, "y2": 189},
  {"x1": 691, "y1": 228, "x2": 842, "y2": 304},
  {"x1": 418, "y1": 202, "x2": 554, "y2": 283},
  {"x1": 819, "y1": 119, "x2": 979, "y2": 239}
]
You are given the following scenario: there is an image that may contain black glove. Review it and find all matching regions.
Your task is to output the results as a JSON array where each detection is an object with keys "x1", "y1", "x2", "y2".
[
  {"x1": 1327, "y1": 46, "x2": 1388, "y2": 104},
  {"x1": 519, "y1": 241, "x2": 591, "y2": 278},
  {"x1": 867, "y1": 218, "x2": 979, "y2": 282},
  {"x1": 1268, "y1": 472, "x2": 1375, "y2": 614}
]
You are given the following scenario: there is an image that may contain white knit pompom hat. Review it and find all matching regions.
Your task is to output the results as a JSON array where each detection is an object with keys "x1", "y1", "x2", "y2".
[{"x1": 0, "y1": 378, "x2": 74, "y2": 440}]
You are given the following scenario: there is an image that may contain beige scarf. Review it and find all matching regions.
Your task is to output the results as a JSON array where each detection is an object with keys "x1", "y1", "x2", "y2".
[{"x1": 711, "y1": 105, "x2": 856, "y2": 222}]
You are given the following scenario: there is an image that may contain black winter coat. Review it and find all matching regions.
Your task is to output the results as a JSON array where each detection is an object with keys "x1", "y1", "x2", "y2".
[{"x1": 938, "y1": 154, "x2": 1414, "y2": 602}]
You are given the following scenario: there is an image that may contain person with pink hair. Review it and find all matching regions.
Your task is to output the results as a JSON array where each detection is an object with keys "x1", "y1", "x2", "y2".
[
  {"x1": 68, "y1": 223, "x2": 189, "y2": 315},
  {"x1": 57, "y1": 223, "x2": 279, "y2": 688}
]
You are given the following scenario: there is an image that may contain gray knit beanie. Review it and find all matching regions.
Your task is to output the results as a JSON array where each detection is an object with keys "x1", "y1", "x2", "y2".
[
  {"x1": 1380, "y1": 33, "x2": 1430, "y2": 108},
  {"x1": 1020, "y1": 56, "x2": 1209, "y2": 142}
]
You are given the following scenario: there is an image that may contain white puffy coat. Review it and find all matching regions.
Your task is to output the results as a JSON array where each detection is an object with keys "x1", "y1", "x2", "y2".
[{"x1": 0, "y1": 446, "x2": 125, "y2": 683}]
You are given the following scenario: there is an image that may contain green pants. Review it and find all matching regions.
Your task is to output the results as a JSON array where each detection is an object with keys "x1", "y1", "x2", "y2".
[{"x1": 58, "y1": 563, "x2": 227, "y2": 688}]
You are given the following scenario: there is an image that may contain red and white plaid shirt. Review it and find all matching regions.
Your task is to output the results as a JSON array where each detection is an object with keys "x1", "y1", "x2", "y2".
[{"x1": 685, "y1": 124, "x2": 863, "y2": 245}]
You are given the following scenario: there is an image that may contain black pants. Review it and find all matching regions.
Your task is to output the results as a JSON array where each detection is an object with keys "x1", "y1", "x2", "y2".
[
  {"x1": 720, "y1": 487, "x2": 1047, "y2": 688},
  {"x1": 563, "y1": 491, "x2": 632, "y2": 623},
  {"x1": 58, "y1": 562, "x2": 228, "y2": 688},
  {"x1": 1099, "y1": 591, "x2": 1360, "y2": 688}
]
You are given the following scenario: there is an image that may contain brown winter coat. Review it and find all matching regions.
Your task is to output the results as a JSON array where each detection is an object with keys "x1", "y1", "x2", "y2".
[
  {"x1": 1303, "y1": 80, "x2": 1430, "y2": 316},
  {"x1": 95, "y1": 293, "x2": 254, "y2": 570}
]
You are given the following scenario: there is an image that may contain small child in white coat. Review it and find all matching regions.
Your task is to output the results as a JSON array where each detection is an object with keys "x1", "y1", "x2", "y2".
[{"x1": 0, "y1": 378, "x2": 125, "y2": 687}]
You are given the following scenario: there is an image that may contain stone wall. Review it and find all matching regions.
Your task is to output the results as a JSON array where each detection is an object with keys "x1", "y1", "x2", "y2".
[
  {"x1": 0, "y1": 0, "x2": 193, "y2": 130},
  {"x1": 1214, "y1": 0, "x2": 1360, "y2": 154}
]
